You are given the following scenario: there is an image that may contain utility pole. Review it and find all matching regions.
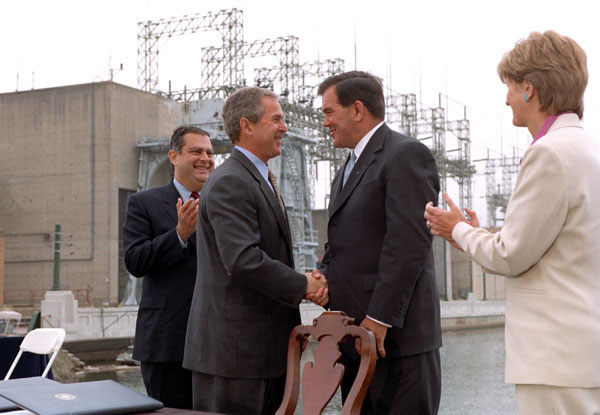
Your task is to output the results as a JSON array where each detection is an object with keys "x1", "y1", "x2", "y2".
[
  {"x1": 52, "y1": 223, "x2": 61, "y2": 291},
  {"x1": 52, "y1": 223, "x2": 73, "y2": 291}
]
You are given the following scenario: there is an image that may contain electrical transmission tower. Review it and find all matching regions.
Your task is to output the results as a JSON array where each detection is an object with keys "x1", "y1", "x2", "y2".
[
  {"x1": 136, "y1": 9, "x2": 347, "y2": 271},
  {"x1": 136, "y1": 8, "x2": 476, "y2": 275},
  {"x1": 387, "y1": 91, "x2": 475, "y2": 209},
  {"x1": 480, "y1": 148, "x2": 520, "y2": 227},
  {"x1": 137, "y1": 9, "x2": 244, "y2": 93}
]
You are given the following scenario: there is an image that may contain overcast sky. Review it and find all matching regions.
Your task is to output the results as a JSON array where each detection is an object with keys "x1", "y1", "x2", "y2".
[{"x1": 2, "y1": 0, "x2": 598, "y2": 221}]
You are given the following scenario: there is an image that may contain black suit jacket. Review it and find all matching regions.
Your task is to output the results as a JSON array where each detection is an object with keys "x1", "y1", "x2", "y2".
[
  {"x1": 123, "y1": 182, "x2": 196, "y2": 362},
  {"x1": 320, "y1": 123, "x2": 442, "y2": 358},
  {"x1": 183, "y1": 148, "x2": 307, "y2": 379}
]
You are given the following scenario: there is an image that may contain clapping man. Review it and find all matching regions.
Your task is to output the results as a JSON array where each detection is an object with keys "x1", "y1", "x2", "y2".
[{"x1": 123, "y1": 126, "x2": 214, "y2": 409}]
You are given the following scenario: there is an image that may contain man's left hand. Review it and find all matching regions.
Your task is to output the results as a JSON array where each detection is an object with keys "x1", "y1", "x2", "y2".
[{"x1": 359, "y1": 317, "x2": 388, "y2": 358}]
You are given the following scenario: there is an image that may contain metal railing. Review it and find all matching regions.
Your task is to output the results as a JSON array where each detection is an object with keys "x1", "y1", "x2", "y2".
[{"x1": 4, "y1": 289, "x2": 91, "y2": 307}]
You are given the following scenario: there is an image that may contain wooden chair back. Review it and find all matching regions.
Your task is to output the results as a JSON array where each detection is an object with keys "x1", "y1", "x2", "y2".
[{"x1": 276, "y1": 311, "x2": 377, "y2": 415}]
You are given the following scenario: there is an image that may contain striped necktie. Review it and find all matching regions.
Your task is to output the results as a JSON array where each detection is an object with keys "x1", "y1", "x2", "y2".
[{"x1": 268, "y1": 170, "x2": 287, "y2": 216}]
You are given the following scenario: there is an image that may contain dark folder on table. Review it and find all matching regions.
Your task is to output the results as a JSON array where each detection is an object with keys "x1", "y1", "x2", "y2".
[
  {"x1": 0, "y1": 377, "x2": 58, "y2": 412},
  {"x1": 0, "y1": 379, "x2": 163, "y2": 415}
]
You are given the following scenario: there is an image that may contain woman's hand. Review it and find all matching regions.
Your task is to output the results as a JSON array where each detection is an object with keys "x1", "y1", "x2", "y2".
[{"x1": 424, "y1": 193, "x2": 480, "y2": 250}]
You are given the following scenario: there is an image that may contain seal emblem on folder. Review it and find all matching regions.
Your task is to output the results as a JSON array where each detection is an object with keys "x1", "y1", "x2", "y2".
[{"x1": 54, "y1": 393, "x2": 76, "y2": 400}]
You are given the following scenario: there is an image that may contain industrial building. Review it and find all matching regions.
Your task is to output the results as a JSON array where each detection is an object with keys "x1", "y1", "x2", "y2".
[{"x1": 0, "y1": 82, "x2": 181, "y2": 305}]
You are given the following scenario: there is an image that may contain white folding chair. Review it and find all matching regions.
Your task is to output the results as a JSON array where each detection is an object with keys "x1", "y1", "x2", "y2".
[{"x1": 3, "y1": 328, "x2": 66, "y2": 380}]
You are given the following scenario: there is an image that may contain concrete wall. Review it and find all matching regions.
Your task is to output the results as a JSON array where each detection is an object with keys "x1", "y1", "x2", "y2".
[
  {"x1": 76, "y1": 306, "x2": 138, "y2": 340},
  {"x1": 311, "y1": 209, "x2": 328, "y2": 262},
  {"x1": 0, "y1": 82, "x2": 181, "y2": 305},
  {"x1": 472, "y1": 262, "x2": 506, "y2": 301},
  {"x1": 450, "y1": 245, "x2": 473, "y2": 299},
  {"x1": 432, "y1": 236, "x2": 447, "y2": 299},
  {"x1": 0, "y1": 230, "x2": 4, "y2": 305}
]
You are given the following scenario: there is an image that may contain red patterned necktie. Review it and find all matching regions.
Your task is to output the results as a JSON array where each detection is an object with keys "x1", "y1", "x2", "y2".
[{"x1": 190, "y1": 191, "x2": 199, "y2": 200}]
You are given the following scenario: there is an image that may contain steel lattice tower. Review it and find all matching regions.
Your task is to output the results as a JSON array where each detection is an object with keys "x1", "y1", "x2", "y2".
[{"x1": 136, "y1": 8, "x2": 476, "y2": 274}]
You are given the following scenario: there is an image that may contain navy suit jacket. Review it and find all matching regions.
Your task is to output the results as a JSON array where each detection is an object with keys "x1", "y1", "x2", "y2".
[
  {"x1": 123, "y1": 182, "x2": 196, "y2": 362},
  {"x1": 320, "y1": 123, "x2": 442, "y2": 358}
]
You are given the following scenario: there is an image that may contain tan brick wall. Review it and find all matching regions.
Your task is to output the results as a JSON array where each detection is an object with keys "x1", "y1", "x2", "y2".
[{"x1": 0, "y1": 82, "x2": 182, "y2": 305}]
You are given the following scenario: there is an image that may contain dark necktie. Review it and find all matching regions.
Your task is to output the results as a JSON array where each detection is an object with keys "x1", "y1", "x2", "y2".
[
  {"x1": 268, "y1": 170, "x2": 287, "y2": 216},
  {"x1": 190, "y1": 191, "x2": 199, "y2": 200},
  {"x1": 342, "y1": 151, "x2": 357, "y2": 188}
]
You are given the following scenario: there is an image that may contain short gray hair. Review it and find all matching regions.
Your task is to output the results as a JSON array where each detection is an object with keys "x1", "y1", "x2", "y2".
[{"x1": 222, "y1": 87, "x2": 279, "y2": 143}]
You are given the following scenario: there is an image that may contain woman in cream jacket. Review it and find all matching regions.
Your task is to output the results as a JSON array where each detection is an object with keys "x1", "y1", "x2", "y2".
[{"x1": 425, "y1": 31, "x2": 600, "y2": 414}]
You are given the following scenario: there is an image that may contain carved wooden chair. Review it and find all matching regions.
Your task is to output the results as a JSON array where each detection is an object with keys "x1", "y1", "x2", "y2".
[{"x1": 276, "y1": 311, "x2": 377, "y2": 415}]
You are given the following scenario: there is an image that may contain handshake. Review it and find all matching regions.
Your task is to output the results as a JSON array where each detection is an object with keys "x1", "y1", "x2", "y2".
[{"x1": 304, "y1": 269, "x2": 329, "y2": 307}]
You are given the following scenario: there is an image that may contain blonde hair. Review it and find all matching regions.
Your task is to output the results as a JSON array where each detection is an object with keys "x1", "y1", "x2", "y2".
[{"x1": 497, "y1": 30, "x2": 588, "y2": 118}]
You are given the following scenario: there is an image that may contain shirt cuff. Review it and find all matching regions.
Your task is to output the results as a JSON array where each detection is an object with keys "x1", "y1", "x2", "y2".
[
  {"x1": 452, "y1": 221, "x2": 473, "y2": 251},
  {"x1": 177, "y1": 231, "x2": 188, "y2": 248},
  {"x1": 366, "y1": 315, "x2": 392, "y2": 328}
]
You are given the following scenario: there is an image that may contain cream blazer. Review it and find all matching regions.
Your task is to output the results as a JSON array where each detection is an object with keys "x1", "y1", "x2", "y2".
[{"x1": 453, "y1": 113, "x2": 600, "y2": 387}]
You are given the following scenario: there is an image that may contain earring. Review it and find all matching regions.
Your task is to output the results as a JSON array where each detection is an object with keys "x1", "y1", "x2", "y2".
[{"x1": 523, "y1": 93, "x2": 529, "y2": 102}]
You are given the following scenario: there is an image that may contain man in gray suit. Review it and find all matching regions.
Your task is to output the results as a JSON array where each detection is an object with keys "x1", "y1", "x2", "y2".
[{"x1": 183, "y1": 87, "x2": 327, "y2": 414}]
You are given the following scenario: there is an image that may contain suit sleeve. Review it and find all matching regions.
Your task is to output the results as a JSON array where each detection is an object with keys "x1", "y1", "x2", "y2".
[
  {"x1": 453, "y1": 142, "x2": 568, "y2": 276},
  {"x1": 367, "y1": 140, "x2": 439, "y2": 327},
  {"x1": 123, "y1": 193, "x2": 187, "y2": 277},
  {"x1": 204, "y1": 173, "x2": 307, "y2": 307},
  {"x1": 318, "y1": 242, "x2": 330, "y2": 276},
  {"x1": 318, "y1": 170, "x2": 343, "y2": 277}
]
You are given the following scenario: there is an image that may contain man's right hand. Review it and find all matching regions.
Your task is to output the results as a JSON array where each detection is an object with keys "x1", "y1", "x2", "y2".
[
  {"x1": 176, "y1": 197, "x2": 199, "y2": 242},
  {"x1": 304, "y1": 269, "x2": 329, "y2": 307}
]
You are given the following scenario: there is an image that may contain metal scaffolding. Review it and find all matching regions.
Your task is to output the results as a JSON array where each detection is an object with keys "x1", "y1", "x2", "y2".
[
  {"x1": 481, "y1": 149, "x2": 521, "y2": 227},
  {"x1": 136, "y1": 8, "x2": 476, "y2": 274},
  {"x1": 137, "y1": 9, "x2": 244, "y2": 93},
  {"x1": 137, "y1": 9, "x2": 344, "y2": 271},
  {"x1": 387, "y1": 91, "x2": 475, "y2": 210}
]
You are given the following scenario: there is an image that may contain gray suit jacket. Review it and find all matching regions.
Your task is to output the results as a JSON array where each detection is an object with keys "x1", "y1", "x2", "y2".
[{"x1": 183, "y1": 148, "x2": 307, "y2": 379}]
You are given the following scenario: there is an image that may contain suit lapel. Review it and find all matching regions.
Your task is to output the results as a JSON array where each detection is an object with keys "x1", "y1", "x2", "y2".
[
  {"x1": 329, "y1": 124, "x2": 388, "y2": 218},
  {"x1": 230, "y1": 149, "x2": 293, "y2": 254},
  {"x1": 328, "y1": 163, "x2": 344, "y2": 213},
  {"x1": 163, "y1": 182, "x2": 180, "y2": 225}
]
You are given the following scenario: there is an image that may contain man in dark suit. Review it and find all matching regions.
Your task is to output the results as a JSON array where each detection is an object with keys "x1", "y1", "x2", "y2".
[
  {"x1": 122, "y1": 126, "x2": 214, "y2": 409},
  {"x1": 318, "y1": 71, "x2": 442, "y2": 414},
  {"x1": 183, "y1": 87, "x2": 328, "y2": 415}
]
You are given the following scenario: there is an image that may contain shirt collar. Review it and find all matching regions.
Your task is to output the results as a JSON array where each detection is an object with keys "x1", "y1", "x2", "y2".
[
  {"x1": 532, "y1": 111, "x2": 575, "y2": 145},
  {"x1": 235, "y1": 145, "x2": 270, "y2": 184},
  {"x1": 353, "y1": 121, "x2": 384, "y2": 160},
  {"x1": 172, "y1": 178, "x2": 194, "y2": 200}
]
